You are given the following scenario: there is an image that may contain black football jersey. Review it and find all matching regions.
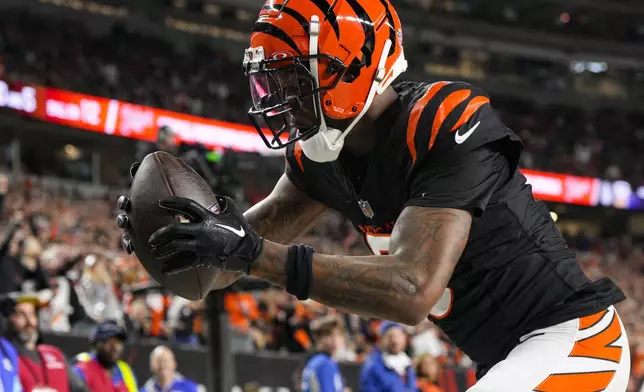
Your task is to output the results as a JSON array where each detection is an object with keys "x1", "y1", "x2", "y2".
[{"x1": 284, "y1": 80, "x2": 625, "y2": 367}]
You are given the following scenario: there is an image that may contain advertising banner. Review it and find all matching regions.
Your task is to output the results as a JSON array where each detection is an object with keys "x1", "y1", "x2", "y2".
[
  {"x1": 522, "y1": 169, "x2": 644, "y2": 210},
  {"x1": 0, "y1": 80, "x2": 279, "y2": 155}
]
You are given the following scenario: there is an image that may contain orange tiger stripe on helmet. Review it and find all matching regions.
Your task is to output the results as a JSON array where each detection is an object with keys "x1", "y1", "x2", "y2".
[
  {"x1": 534, "y1": 370, "x2": 615, "y2": 392},
  {"x1": 278, "y1": 7, "x2": 311, "y2": 38},
  {"x1": 406, "y1": 82, "x2": 450, "y2": 163},
  {"x1": 307, "y1": 0, "x2": 340, "y2": 37},
  {"x1": 429, "y1": 89, "x2": 471, "y2": 151},
  {"x1": 254, "y1": 1, "x2": 308, "y2": 55}
]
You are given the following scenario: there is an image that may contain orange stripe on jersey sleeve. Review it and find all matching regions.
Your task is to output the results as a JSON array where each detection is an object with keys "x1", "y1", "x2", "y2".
[
  {"x1": 579, "y1": 308, "x2": 608, "y2": 331},
  {"x1": 406, "y1": 81, "x2": 450, "y2": 163},
  {"x1": 449, "y1": 96, "x2": 490, "y2": 132},
  {"x1": 293, "y1": 142, "x2": 304, "y2": 172},
  {"x1": 569, "y1": 312, "x2": 623, "y2": 363},
  {"x1": 429, "y1": 89, "x2": 471, "y2": 151},
  {"x1": 534, "y1": 371, "x2": 615, "y2": 392}
]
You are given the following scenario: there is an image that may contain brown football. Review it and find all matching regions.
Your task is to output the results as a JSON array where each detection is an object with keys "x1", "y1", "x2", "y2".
[{"x1": 127, "y1": 151, "x2": 241, "y2": 300}]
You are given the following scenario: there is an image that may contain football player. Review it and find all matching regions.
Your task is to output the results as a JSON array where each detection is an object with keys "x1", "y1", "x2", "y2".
[{"x1": 116, "y1": 0, "x2": 630, "y2": 390}]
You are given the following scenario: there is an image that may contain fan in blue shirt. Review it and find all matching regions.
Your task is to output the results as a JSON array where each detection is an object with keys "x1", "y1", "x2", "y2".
[
  {"x1": 301, "y1": 316, "x2": 345, "y2": 392},
  {"x1": 141, "y1": 346, "x2": 200, "y2": 392},
  {"x1": 0, "y1": 337, "x2": 21, "y2": 392}
]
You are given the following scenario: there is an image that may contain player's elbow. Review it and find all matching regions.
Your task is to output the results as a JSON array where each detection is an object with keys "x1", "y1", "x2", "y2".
[
  {"x1": 398, "y1": 275, "x2": 447, "y2": 326},
  {"x1": 401, "y1": 299, "x2": 437, "y2": 326}
]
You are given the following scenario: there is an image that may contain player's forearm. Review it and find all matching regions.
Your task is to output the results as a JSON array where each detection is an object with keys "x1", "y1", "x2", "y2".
[
  {"x1": 243, "y1": 175, "x2": 326, "y2": 244},
  {"x1": 244, "y1": 198, "x2": 312, "y2": 243},
  {"x1": 251, "y1": 207, "x2": 471, "y2": 325},
  {"x1": 251, "y1": 242, "x2": 430, "y2": 324}
]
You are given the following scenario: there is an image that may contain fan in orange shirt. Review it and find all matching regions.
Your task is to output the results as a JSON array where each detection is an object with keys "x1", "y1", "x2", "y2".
[
  {"x1": 224, "y1": 291, "x2": 260, "y2": 334},
  {"x1": 414, "y1": 354, "x2": 444, "y2": 392}
]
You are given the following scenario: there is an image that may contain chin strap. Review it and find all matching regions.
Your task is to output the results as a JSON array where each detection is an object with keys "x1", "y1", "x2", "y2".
[
  {"x1": 301, "y1": 14, "x2": 393, "y2": 162},
  {"x1": 308, "y1": 15, "x2": 325, "y2": 133},
  {"x1": 300, "y1": 16, "x2": 343, "y2": 162}
]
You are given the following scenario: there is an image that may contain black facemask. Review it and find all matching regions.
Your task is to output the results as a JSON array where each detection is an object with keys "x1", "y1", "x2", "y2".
[{"x1": 245, "y1": 53, "x2": 346, "y2": 150}]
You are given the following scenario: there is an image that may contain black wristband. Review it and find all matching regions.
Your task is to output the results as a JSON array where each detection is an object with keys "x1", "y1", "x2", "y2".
[{"x1": 286, "y1": 244, "x2": 315, "y2": 300}]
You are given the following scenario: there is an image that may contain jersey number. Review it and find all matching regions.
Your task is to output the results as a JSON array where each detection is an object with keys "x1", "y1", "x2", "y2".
[{"x1": 365, "y1": 233, "x2": 453, "y2": 319}]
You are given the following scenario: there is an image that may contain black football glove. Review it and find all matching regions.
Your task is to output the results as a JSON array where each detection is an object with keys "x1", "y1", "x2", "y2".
[
  {"x1": 116, "y1": 162, "x2": 140, "y2": 255},
  {"x1": 148, "y1": 196, "x2": 264, "y2": 276}
]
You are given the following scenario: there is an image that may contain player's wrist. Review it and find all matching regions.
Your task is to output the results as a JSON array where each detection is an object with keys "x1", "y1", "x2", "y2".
[
  {"x1": 249, "y1": 241, "x2": 315, "y2": 300},
  {"x1": 248, "y1": 240, "x2": 289, "y2": 287}
]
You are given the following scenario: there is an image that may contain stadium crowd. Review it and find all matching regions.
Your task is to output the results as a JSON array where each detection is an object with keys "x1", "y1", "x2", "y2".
[
  {"x1": 1, "y1": 10, "x2": 644, "y2": 185},
  {"x1": 0, "y1": 168, "x2": 642, "y2": 390}
]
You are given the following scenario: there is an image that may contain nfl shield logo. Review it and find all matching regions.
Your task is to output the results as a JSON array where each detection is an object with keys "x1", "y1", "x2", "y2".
[{"x1": 358, "y1": 200, "x2": 374, "y2": 219}]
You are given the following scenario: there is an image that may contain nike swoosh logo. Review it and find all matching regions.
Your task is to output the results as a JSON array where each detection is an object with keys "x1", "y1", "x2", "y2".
[
  {"x1": 216, "y1": 223, "x2": 245, "y2": 237},
  {"x1": 454, "y1": 121, "x2": 480, "y2": 144}
]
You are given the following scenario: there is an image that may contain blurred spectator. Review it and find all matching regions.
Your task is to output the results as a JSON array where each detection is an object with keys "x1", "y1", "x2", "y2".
[
  {"x1": 75, "y1": 255, "x2": 122, "y2": 324},
  {"x1": 0, "y1": 219, "x2": 24, "y2": 294},
  {"x1": 272, "y1": 302, "x2": 313, "y2": 354},
  {"x1": 243, "y1": 289, "x2": 313, "y2": 353},
  {"x1": 410, "y1": 322, "x2": 445, "y2": 360},
  {"x1": 168, "y1": 299, "x2": 204, "y2": 345},
  {"x1": 1, "y1": 293, "x2": 89, "y2": 392},
  {"x1": 73, "y1": 320, "x2": 137, "y2": 392},
  {"x1": 301, "y1": 316, "x2": 346, "y2": 392},
  {"x1": 39, "y1": 274, "x2": 73, "y2": 333},
  {"x1": 225, "y1": 290, "x2": 259, "y2": 336},
  {"x1": 360, "y1": 322, "x2": 416, "y2": 392},
  {"x1": 147, "y1": 293, "x2": 171, "y2": 340},
  {"x1": 0, "y1": 221, "x2": 49, "y2": 295},
  {"x1": 124, "y1": 299, "x2": 152, "y2": 339},
  {"x1": 142, "y1": 345, "x2": 201, "y2": 392},
  {"x1": 0, "y1": 329, "x2": 21, "y2": 392},
  {"x1": 0, "y1": 173, "x2": 8, "y2": 216},
  {"x1": 38, "y1": 251, "x2": 90, "y2": 333},
  {"x1": 414, "y1": 354, "x2": 443, "y2": 392}
]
